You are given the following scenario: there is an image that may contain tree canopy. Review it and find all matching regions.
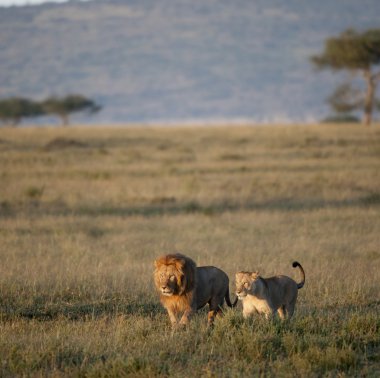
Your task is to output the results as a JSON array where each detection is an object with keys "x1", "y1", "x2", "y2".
[
  {"x1": 312, "y1": 29, "x2": 380, "y2": 70},
  {"x1": 311, "y1": 28, "x2": 380, "y2": 125},
  {"x1": 0, "y1": 95, "x2": 101, "y2": 127},
  {"x1": 0, "y1": 97, "x2": 44, "y2": 126},
  {"x1": 42, "y1": 95, "x2": 101, "y2": 126}
]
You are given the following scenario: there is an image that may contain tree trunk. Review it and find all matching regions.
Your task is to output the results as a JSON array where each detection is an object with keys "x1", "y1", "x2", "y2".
[
  {"x1": 363, "y1": 70, "x2": 375, "y2": 126},
  {"x1": 10, "y1": 117, "x2": 20, "y2": 127},
  {"x1": 60, "y1": 113, "x2": 69, "y2": 126}
]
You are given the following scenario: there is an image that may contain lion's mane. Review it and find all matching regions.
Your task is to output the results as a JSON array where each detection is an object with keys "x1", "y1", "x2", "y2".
[{"x1": 154, "y1": 253, "x2": 197, "y2": 314}]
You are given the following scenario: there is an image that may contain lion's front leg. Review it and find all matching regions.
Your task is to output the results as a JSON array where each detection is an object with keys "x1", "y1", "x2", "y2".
[
  {"x1": 264, "y1": 309, "x2": 276, "y2": 320},
  {"x1": 179, "y1": 308, "x2": 194, "y2": 326},
  {"x1": 166, "y1": 308, "x2": 178, "y2": 327},
  {"x1": 242, "y1": 301, "x2": 257, "y2": 319},
  {"x1": 242, "y1": 309, "x2": 250, "y2": 319}
]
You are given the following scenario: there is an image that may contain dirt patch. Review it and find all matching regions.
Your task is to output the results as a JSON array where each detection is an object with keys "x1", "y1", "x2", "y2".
[{"x1": 44, "y1": 137, "x2": 88, "y2": 150}]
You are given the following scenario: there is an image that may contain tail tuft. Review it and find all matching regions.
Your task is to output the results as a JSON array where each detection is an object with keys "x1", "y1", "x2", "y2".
[{"x1": 292, "y1": 261, "x2": 305, "y2": 289}]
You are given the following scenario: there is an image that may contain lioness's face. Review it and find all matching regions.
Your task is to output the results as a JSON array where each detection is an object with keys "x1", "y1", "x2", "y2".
[
  {"x1": 235, "y1": 272, "x2": 258, "y2": 299},
  {"x1": 155, "y1": 264, "x2": 181, "y2": 296}
]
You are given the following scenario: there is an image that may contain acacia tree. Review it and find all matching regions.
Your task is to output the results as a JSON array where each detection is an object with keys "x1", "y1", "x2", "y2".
[
  {"x1": 311, "y1": 29, "x2": 380, "y2": 125},
  {"x1": 42, "y1": 95, "x2": 101, "y2": 126},
  {"x1": 0, "y1": 97, "x2": 44, "y2": 126}
]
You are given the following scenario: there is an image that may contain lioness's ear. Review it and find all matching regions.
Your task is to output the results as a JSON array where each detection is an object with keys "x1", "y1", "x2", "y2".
[{"x1": 251, "y1": 271, "x2": 259, "y2": 278}]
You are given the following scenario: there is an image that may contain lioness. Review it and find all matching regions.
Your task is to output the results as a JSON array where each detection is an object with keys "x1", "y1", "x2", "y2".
[
  {"x1": 154, "y1": 253, "x2": 237, "y2": 327},
  {"x1": 235, "y1": 261, "x2": 305, "y2": 320}
]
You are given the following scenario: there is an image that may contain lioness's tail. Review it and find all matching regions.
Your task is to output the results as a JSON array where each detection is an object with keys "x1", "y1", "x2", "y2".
[
  {"x1": 292, "y1": 261, "x2": 305, "y2": 289},
  {"x1": 225, "y1": 287, "x2": 238, "y2": 308}
]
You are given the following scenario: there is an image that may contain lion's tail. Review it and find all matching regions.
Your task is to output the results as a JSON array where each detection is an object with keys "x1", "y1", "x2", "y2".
[
  {"x1": 292, "y1": 261, "x2": 305, "y2": 289},
  {"x1": 225, "y1": 287, "x2": 238, "y2": 308}
]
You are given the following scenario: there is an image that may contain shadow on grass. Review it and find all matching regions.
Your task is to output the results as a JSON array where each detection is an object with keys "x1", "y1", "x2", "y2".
[
  {"x1": 318, "y1": 300, "x2": 380, "y2": 315},
  {"x1": 2, "y1": 300, "x2": 163, "y2": 322},
  {"x1": 80, "y1": 194, "x2": 380, "y2": 217},
  {"x1": 7, "y1": 299, "x2": 380, "y2": 323},
  {"x1": 2, "y1": 193, "x2": 380, "y2": 218}
]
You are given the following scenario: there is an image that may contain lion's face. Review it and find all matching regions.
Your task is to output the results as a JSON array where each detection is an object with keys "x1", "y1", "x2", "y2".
[
  {"x1": 154, "y1": 263, "x2": 182, "y2": 296},
  {"x1": 235, "y1": 272, "x2": 259, "y2": 299}
]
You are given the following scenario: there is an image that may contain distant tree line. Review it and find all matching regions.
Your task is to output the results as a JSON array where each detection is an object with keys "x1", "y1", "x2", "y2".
[{"x1": 0, "y1": 95, "x2": 101, "y2": 126}]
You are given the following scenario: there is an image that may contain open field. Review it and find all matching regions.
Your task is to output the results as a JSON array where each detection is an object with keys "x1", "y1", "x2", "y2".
[{"x1": 0, "y1": 124, "x2": 379, "y2": 376}]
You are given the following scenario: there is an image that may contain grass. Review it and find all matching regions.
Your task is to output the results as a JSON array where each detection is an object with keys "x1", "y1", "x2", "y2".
[{"x1": 0, "y1": 124, "x2": 379, "y2": 376}]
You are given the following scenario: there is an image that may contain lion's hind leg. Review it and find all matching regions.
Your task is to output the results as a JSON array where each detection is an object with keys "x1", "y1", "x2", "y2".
[
  {"x1": 207, "y1": 309, "x2": 220, "y2": 326},
  {"x1": 207, "y1": 296, "x2": 225, "y2": 326},
  {"x1": 277, "y1": 305, "x2": 286, "y2": 320},
  {"x1": 285, "y1": 298, "x2": 297, "y2": 319}
]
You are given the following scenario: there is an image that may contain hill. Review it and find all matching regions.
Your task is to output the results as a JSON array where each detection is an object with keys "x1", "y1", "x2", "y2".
[{"x1": 0, "y1": 0, "x2": 379, "y2": 124}]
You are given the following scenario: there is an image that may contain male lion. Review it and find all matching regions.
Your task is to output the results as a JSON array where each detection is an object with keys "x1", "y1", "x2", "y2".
[
  {"x1": 235, "y1": 261, "x2": 305, "y2": 320},
  {"x1": 154, "y1": 253, "x2": 237, "y2": 327}
]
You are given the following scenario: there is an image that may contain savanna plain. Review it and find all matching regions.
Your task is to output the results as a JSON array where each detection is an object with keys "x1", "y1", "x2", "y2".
[{"x1": 0, "y1": 124, "x2": 379, "y2": 377}]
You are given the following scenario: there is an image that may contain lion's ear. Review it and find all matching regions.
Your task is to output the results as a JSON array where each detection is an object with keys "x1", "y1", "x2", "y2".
[
  {"x1": 251, "y1": 271, "x2": 259, "y2": 278},
  {"x1": 174, "y1": 258, "x2": 186, "y2": 271}
]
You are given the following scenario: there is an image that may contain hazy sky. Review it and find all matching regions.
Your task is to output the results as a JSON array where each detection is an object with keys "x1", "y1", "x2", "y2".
[{"x1": 0, "y1": 0, "x2": 69, "y2": 6}]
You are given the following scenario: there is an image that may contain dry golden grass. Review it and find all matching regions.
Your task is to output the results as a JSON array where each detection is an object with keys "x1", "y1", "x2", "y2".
[{"x1": 0, "y1": 124, "x2": 379, "y2": 376}]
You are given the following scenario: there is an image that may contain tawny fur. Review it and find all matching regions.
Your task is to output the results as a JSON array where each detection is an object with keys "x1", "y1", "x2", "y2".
[
  {"x1": 154, "y1": 253, "x2": 237, "y2": 327},
  {"x1": 235, "y1": 261, "x2": 305, "y2": 320}
]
